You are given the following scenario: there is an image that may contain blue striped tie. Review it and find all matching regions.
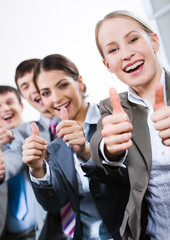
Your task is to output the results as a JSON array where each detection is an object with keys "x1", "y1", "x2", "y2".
[{"x1": 7, "y1": 143, "x2": 28, "y2": 220}]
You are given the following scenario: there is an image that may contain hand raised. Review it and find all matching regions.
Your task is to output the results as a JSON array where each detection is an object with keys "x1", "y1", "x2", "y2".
[
  {"x1": 22, "y1": 122, "x2": 47, "y2": 177},
  {"x1": 152, "y1": 82, "x2": 170, "y2": 146},
  {"x1": 0, "y1": 149, "x2": 5, "y2": 179},
  {"x1": 109, "y1": 88, "x2": 125, "y2": 114},
  {"x1": 56, "y1": 107, "x2": 90, "y2": 160},
  {"x1": 60, "y1": 107, "x2": 69, "y2": 120},
  {"x1": 101, "y1": 88, "x2": 133, "y2": 158},
  {"x1": 0, "y1": 125, "x2": 13, "y2": 145}
]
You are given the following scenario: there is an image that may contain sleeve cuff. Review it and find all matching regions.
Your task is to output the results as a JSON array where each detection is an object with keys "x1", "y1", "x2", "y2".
[
  {"x1": 100, "y1": 138, "x2": 127, "y2": 168},
  {"x1": 30, "y1": 160, "x2": 51, "y2": 186}
]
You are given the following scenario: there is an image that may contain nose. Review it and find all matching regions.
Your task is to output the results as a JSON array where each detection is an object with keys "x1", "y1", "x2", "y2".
[
  {"x1": 51, "y1": 90, "x2": 63, "y2": 103},
  {"x1": 121, "y1": 45, "x2": 135, "y2": 61}
]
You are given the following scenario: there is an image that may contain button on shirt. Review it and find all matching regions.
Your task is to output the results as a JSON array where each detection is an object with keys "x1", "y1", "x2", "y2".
[{"x1": 31, "y1": 103, "x2": 113, "y2": 240}]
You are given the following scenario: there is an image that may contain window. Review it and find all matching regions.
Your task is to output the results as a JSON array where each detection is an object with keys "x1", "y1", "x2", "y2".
[{"x1": 143, "y1": 0, "x2": 170, "y2": 68}]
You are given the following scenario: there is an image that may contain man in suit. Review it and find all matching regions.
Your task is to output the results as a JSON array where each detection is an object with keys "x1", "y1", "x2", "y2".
[
  {"x1": 0, "y1": 59, "x2": 68, "y2": 240},
  {"x1": 0, "y1": 85, "x2": 36, "y2": 239}
]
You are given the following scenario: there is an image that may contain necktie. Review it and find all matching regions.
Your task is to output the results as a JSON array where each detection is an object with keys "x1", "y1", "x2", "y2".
[
  {"x1": 7, "y1": 144, "x2": 28, "y2": 220},
  {"x1": 49, "y1": 117, "x2": 75, "y2": 238},
  {"x1": 8, "y1": 173, "x2": 28, "y2": 220}
]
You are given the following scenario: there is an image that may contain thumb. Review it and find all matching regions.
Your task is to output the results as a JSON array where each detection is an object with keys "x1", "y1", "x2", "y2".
[
  {"x1": 154, "y1": 82, "x2": 166, "y2": 111},
  {"x1": 31, "y1": 122, "x2": 40, "y2": 136},
  {"x1": 60, "y1": 107, "x2": 68, "y2": 120},
  {"x1": 109, "y1": 88, "x2": 124, "y2": 114}
]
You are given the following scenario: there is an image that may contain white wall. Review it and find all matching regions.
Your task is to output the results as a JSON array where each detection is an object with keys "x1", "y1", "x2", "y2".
[{"x1": 0, "y1": 0, "x2": 148, "y2": 121}]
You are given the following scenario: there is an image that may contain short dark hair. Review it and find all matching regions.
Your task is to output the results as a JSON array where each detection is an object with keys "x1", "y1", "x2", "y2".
[
  {"x1": 0, "y1": 85, "x2": 22, "y2": 103},
  {"x1": 15, "y1": 58, "x2": 40, "y2": 90}
]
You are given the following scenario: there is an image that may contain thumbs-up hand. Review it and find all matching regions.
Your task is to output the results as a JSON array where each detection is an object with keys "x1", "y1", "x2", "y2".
[
  {"x1": 151, "y1": 82, "x2": 170, "y2": 146},
  {"x1": 56, "y1": 107, "x2": 90, "y2": 160},
  {"x1": 0, "y1": 149, "x2": 5, "y2": 179},
  {"x1": 0, "y1": 125, "x2": 13, "y2": 145},
  {"x1": 102, "y1": 88, "x2": 133, "y2": 159},
  {"x1": 22, "y1": 122, "x2": 47, "y2": 178}
]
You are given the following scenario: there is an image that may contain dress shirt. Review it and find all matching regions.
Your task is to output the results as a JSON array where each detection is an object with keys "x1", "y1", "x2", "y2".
[
  {"x1": 124, "y1": 69, "x2": 170, "y2": 239},
  {"x1": 101, "y1": 69, "x2": 170, "y2": 239},
  {"x1": 7, "y1": 171, "x2": 36, "y2": 233},
  {"x1": 31, "y1": 103, "x2": 113, "y2": 240},
  {"x1": 128, "y1": 70, "x2": 170, "y2": 240}
]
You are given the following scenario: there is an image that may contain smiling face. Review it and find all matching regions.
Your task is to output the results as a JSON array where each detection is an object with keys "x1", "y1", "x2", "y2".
[
  {"x1": 98, "y1": 17, "x2": 161, "y2": 94},
  {"x1": 0, "y1": 92, "x2": 24, "y2": 129},
  {"x1": 37, "y1": 70, "x2": 87, "y2": 121},
  {"x1": 17, "y1": 70, "x2": 50, "y2": 115}
]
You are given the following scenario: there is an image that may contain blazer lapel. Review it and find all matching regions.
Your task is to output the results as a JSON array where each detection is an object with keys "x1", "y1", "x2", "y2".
[
  {"x1": 122, "y1": 99, "x2": 152, "y2": 172},
  {"x1": 49, "y1": 138, "x2": 78, "y2": 195},
  {"x1": 165, "y1": 69, "x2": 170, "y2": 106}
]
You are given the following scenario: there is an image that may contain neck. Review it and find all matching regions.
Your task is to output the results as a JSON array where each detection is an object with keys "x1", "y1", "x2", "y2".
[
  {"x1": 41, "y1": 111, "x2": 54, "y2": 119},
  {"x1": 75, "y1": 102, "x2": 89, "y2": 126},
  {"x1": 133, "y1": 65, "x2": 162, "y2": 107}
]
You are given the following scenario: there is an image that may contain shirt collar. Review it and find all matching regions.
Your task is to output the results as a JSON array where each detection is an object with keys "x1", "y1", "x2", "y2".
[
  {"x1": 84, "y1": 103, "x2": 101, "y2": 125},
  {"x1": 128, "y1": 68, "x2": 166, "y2": 106}
]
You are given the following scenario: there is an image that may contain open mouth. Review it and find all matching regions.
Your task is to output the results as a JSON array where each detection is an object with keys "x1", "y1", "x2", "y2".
[
  {"x1": 124, "y1": 61, "x2": 144, "y2": 73},
  {"x1": 34, "y1": 95, "x2": 44, "y2": 106},
  {"x1": 3, "y1": 113, "x2": 14, "y2": 122},
  {"x1": 34, "y1": 96, "x2": 41, "y2": 103},
  {"x1": 55, "y1": 101, "x2": 71, "y2": 111}
]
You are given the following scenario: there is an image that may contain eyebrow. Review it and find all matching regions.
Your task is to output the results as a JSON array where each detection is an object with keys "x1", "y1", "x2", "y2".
[
  {"x1": 39, "y1": 79, "x2": 66, "y2": 92},
  {"x1": 20, "y1": 82, "x2": 27, "y2": 89},
  {"x1": 105, "y1": 30, "x2": 138, "y2": 48}
]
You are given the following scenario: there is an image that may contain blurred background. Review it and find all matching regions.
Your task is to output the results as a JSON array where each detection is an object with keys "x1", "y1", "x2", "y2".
[{"x1": 0, "y1": 0, "x2": 170, "y2": 121}]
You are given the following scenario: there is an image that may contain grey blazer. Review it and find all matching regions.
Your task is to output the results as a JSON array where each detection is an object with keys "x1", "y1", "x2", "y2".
[
  {"x1": 32, "y1": 124, "x2": 130, "y2": 240},
  {"x1": 0, "y1": 117, "x2": 66, "y2": 240},
  {"x1": 90, "y1": 69, "x2": 170, "y2": 240}
]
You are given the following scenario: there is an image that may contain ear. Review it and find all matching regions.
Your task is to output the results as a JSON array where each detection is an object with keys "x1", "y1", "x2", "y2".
[
  {"x1": 151, "y1": 33, "x2": 159, "y2": 53},
  {"x1": 77, "y1": 75, "x2": 85, "y2": 92},
  {"x1": 103, "y1": 59, "x2": 112, "y2": 73}
]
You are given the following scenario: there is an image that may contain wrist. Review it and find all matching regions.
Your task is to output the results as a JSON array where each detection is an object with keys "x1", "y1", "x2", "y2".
[
  {"x1": 8, "y1": 130, "x2": 14, "y2": 143},
  {"x1": 30, "y1": 165, "x2": 45, "y2": 178}
]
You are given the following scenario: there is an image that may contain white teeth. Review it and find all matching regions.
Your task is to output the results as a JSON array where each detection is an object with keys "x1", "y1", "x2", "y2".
[
  {"x1": 125, "y1": 61, "x2": 144, "y2": 72},
  {"x1": 35, "y1": 96, "x2": 40, "y2": 102},
  {"x1": 57, "y1": 103, "x2": 69, "y2": 111},
  {"x1": 4, "y1": 114, "x2": 12, "y2": 120}
]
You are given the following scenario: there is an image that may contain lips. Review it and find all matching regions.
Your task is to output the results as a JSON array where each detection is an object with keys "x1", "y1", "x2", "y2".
[
  {"x1": 124, "y1": 60, "x2": 144, "y2": 73},
  {"x1": 55, "y1": 101, "x2": 71, "y2": 111},
  {"x1": 2, "y1": 113, "x2": 14, "y2": 122},
  {"x1": 32, "y1": 93, "x2": 44, "y2": 106}
]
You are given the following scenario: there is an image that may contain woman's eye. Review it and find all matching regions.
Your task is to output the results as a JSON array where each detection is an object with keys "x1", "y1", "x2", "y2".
[
  {"x1": 130, "y1": 37, "x2": 138, "y2": 43},
  {"x1": 109, "y1": 48, "x2": 117, "y2": 54},
  {"x1": 60, "y1": 83, "x2": 68, "y2": 89},
  {"x1": 42, "y1": 91, "x2": 49, "y2": 97}
]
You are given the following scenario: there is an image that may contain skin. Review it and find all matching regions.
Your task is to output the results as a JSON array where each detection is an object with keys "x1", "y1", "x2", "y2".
[
  {"x1": 17, "y1": 70, "x2": 53, "y2": 118},
  {"x1": 97, "y1": 17, "x2": 170, "y2": 159},
  {"x1": 0, "y1": 92, "x2": 24, "y2": 145},
  {"x1": 0, "y1": 91, "x2": 24, "y2": 178},
  {"x1": 22, "y1": 70, "x2": 90, "y2": 178}
]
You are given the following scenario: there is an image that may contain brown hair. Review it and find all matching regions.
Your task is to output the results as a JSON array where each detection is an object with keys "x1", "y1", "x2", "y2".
[{"x1": 33, "y1": 54, "x2": 86, "y2": 95}]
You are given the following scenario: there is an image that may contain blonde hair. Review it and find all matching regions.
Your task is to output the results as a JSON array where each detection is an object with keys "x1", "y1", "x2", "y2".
[{"x1": 95, "y1": 10, "x2": 154, "y2": 58}]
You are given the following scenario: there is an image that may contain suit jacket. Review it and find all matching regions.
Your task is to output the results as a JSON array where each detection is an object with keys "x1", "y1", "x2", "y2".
[
  {"x1": 90, "y1": 69, "x2": 170, "y2": 240},
  {"x1": 0, "y1": 116, "x2": 66, "y2": 240},
  {"x1": 32, "y1": 122, "x2": 130, "y2": 240}
]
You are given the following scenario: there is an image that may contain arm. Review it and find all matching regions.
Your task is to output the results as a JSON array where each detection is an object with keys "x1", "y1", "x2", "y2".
[
  {"x1": 23, "y1": 123, "x2": 71, "y2": 212},
  {"x1": 2, "y1": 124, "x2": 31, "y2": 181},
  {"x1": 90, "y1": 89, "x2": 133, "y2": 174}
]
